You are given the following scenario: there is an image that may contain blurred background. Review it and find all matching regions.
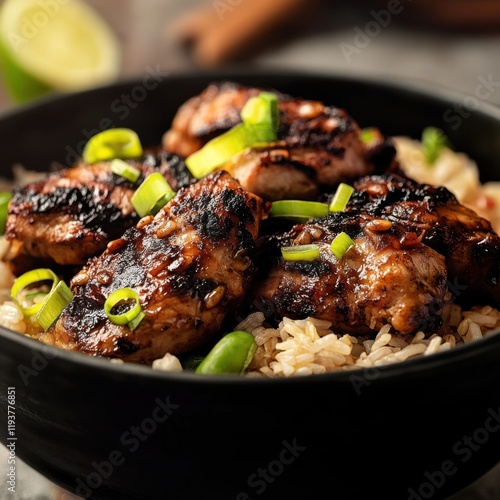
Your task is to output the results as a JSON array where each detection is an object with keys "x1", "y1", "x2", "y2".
[
  {"x1": 1, "y1": 0, "x2": 500, "y2": 498},
  {"x1": 0, "y1": 0, "x2": 500, "y2": 110}
]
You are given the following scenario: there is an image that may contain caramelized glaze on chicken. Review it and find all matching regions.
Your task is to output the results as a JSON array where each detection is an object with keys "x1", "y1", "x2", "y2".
[
  {"x1": 6, "y1": 82, "x2": 500, "y2": 365},
  {"x1": 162, "y1": 81, "x2": 396, "y2": 200},
  {"x1": 350, "y1": 173, "x2": 500, "y2": 304},
  {"x1": 49, "y1": 171, "x2": 268, "y2": 363},
  {"x1": 252, "y1": 212, "x2": 448, "y2": 335},
  {"x1": 5, "y1": 151, "x2": 193, "y2": 275}
]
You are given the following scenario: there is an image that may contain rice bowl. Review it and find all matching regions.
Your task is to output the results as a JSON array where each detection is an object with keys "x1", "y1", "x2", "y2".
[
  {"x1": 1, "y1": 71, "x2": 500, "y2": 500},
  {"x1": 2, "y1": 133, "x2": 500, "y2": 377}
]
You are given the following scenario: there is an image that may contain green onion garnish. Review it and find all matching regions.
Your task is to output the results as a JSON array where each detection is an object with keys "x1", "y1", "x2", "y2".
[
  {"x1": 240, "y1": 92, "x2": 279, "y2": 129},
  {"x1": 0, "y1": 192, "x2": 12, "y2": 235},
  {"x1": 82, "y1": 128, "x2": 144, "y2": 164},
  {"x1": 421, "y1": 126, "x2": 449, "y2": 166},
  {"x1": 186, "y1": 92, "x2": 280, "y2": 179},
  {"x1": 110, "y1": 159, "x2": 141, "y2": 183},
  {"x1": 10, "y1": 268, "x2": 59, "y2": 317},
  {"x1": 35, "y1": 280, "x2": 73, "y2": 331},
  {"x1": 131, "y1": 173, "x2": 175, "y2": 218},
  {"x1": 269, "y1": 200, "x2": 329, "y2": 220},
  {"x1": 104, "y1": 288, "x2": 144, "y2": 329},
  {"x1": 360, "y1": 128, "x2": 377, "y2": 144},
  {"x1": 185, "y1": 123, "x2": 277, "y2": 179},
  {"x1": 127, "y1": 310, "x2": 146, "y2": 331},
  {"x1": 281, "y1": 244, "x2": 320, "y2": 262},
  {"x1": 195, "y1": 331, "x2": 257, "y2": 375},
  {"x1": 24, "y1": 291, "x2": 48, "y2": 301},
  {"x1": 330, "y1": 232, "x2": 355, "y2": 259},
  {"x1": 329, "y1": 183, "x2": 354, "y2": 213}
]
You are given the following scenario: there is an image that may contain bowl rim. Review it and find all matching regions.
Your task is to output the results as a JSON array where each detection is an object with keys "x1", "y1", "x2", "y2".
[
  {"x1": 2, "y1": 65, "x2": 500, "y2": 122},
  {"x1": 2, "y1": 67, "x2": 500, "y2": 385}
]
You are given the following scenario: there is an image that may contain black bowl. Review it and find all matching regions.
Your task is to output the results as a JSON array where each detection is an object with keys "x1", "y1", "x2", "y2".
[{"x1": 1, "y1": 69, "x2": 500, "y2": 500}]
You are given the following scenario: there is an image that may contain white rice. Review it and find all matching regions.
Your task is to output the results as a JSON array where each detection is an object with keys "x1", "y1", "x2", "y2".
[{"x1": 393, "y1": 136, "x2": 500, "y2": 235}]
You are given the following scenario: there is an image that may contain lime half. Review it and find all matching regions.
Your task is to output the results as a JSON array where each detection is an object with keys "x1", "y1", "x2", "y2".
[{"x1": 0, "y1": 0, "x2": 121, "y2": 103}]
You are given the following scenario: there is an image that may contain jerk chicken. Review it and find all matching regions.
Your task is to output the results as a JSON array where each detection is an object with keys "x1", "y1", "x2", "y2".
[
  {"x1": 253, "y1": 172, "x2": 500, "y2": 333},
  {"x1": 48, "y1": 171, "x2": 268, "y2": 363},
  {"x1": 4, "y1": 81, "x2": 500, "y2": 365},
  {"x1": 162, "y1": 81, "x2": 397, "y2": 201},
  {"x1": 252, "y1": 212, "x2": 448, "y2": 336},
  {"x1": 350, "y1": 173, "x2": 500, "y2": 304},
  {"x1": 5, "y1": 150, "x2": 193, "y2": 275}
]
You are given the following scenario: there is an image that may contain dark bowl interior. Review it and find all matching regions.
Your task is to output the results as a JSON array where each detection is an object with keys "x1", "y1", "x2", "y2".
[{"x1": 1, "y1": 69, "x2": 500, "y2": 500}]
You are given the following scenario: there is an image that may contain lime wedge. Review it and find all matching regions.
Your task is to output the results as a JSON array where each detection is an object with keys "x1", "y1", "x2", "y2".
[{"x1": 0, "y1": 0, "x2": 121, "y2": 103}]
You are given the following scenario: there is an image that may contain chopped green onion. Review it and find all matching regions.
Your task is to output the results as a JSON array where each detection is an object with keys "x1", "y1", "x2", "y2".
[
  {"x1": 186, "y1": 92, "x2": 280, "y2": 179},
  {"x1": 127, "y1": 310, "x2": 146, "y2": 331},
  {"x1": 360, "y1": 127, "x2": 377, "y2": 144},
  {"x1": 269, "y1": 200, "x2": 329, "y2": 220},
  {"x1": 185, "y1": 123, "x2": 277, "y2": 179},
  {"x1": 104, "y1": 288, "x2": 144, "y2": 328},
  {"x1": 11, "y1": 268, "x2": 59, "y2": 317},
  {"x1": 281, "y1": 244, "x2": 320, "y2": 262},
  {"x1": 421, "y1": 126, "x2": 449, "y2": 166},
  {"x1": 82, "y1": 128, "x2": 144, "y2": 164},
  {"x1": 241, "y1": 92, "x2": 279, "y2": 130},
  {"x1": 195, "y1": 331, "x2": 257, "y2": 375},
  {"x1": 329, "y1": 183, "x2": 355, "y2": 213},
  {"x1": 330, "y1": 232, "x2": 355, "y2": 259},
  {"x1": 110, "y1": 159, "x2": 141, "y2": 183},
  {"x1": 24, "y1": 291, "x2": 48, "y2": 301},
  {"x1": 0, "y1": 192, "x2": 12, "y2": 235},
  {"x1": 35, "y1": 280, "x2": 73, "y2": 331},
  {"x1": 131, "y1": 173, "x2": 175, "y2": 218}
]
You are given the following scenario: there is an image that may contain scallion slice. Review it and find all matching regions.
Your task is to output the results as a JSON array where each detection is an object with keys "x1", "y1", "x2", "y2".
[
  {"x1": 360, "y1": 127, "x2": 377, "y2": 144},
  {"x1": 329, "y1": 183, "x2": 354, "y2": 212},
  {"x1": 269, "y1": 200, "x2": 329, "y2": 220},
  {"x1": 82, "y1": 128, "x2": 144, "y2": 164},
  {"x1": 110, "y1": 159, "x2": 141, "y2": 183},
  {"x1": 0, "y1": 191, "x2": 12, "y2": 235},
  {"x1": 131, "y1": 173, "x2": 175, "y2": 218},
  {"x1": 185, "y1": 123, "x2": 277, "y2": 179},
  {"x1": 11, "y1": 268, "x2": 59, "y2": 317},
  {"x1": 330, "y1": 232, "x2": 355, "y2": 259},
  {"x1": 421, "y1": 126, "x2": 449, "y2": 166},
  {"x1": 240, "y1": 92, "x2": 279, "y2": 129},
  {"x1": 281, "y1": 244, "x2": 320, "y2": 262},
  {"x1": 127, "y1": 310, "x2": 146, "y2": 331},
  {"x1": 104, "y1": 288, "x2": 144, "y2": 328},
  {"x1": 35, "y1": 280, "x2": 73, "y2": 331}
]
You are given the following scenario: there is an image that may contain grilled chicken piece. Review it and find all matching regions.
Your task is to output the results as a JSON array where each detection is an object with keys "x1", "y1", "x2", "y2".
[
  {"x1": 350, "y1": 173, "x2": 500, "y2": 304},
  {"x1": 163, "y1": 81, "x2": 260, "y2": 157},
  {"x1": 162, "y1": 81, "x2": 396, "y2": 199},
  {"x1": 220, "y1": 140, "x2": 384, "y2": 202},
  {"x1": 251, "y1": 212, "x2": 448, "y2": 335},
  {"x1": 4, "y1": 150, "x2": 193, "y2": 275},
  {"x1": 49, "y1": 171, "x2": 268, "y2": 363}
]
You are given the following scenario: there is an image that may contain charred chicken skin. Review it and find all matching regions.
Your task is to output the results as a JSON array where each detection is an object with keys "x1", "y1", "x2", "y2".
[
  {"x1": 5, "y1": 150, "x2": 192, "y2": 275},
  {"x1": 350, "y1": 173, "x2": 500, "y2": 304},
  {"x1": 6, "y1": 82, "x2": 500, "y2": 364},
  {"x1": 252, "y1": 212, "x2": 448, "y2": 336},
  {"x1": 162, "y1": 81, "x2": 396, "y2": 200},
  {"x1": 49, "y1": 171, "x2": 268, "y2": 363}
]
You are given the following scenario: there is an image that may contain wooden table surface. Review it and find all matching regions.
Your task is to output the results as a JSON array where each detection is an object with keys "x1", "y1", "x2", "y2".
[{"x1": 1, "y1": 1, "x2": 500, "y2": 498}]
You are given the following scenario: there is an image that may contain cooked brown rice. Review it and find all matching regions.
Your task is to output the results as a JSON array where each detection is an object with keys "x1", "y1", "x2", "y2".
[{"x1": 234, "y1": 305, "x2": 500, "y2": 377}]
